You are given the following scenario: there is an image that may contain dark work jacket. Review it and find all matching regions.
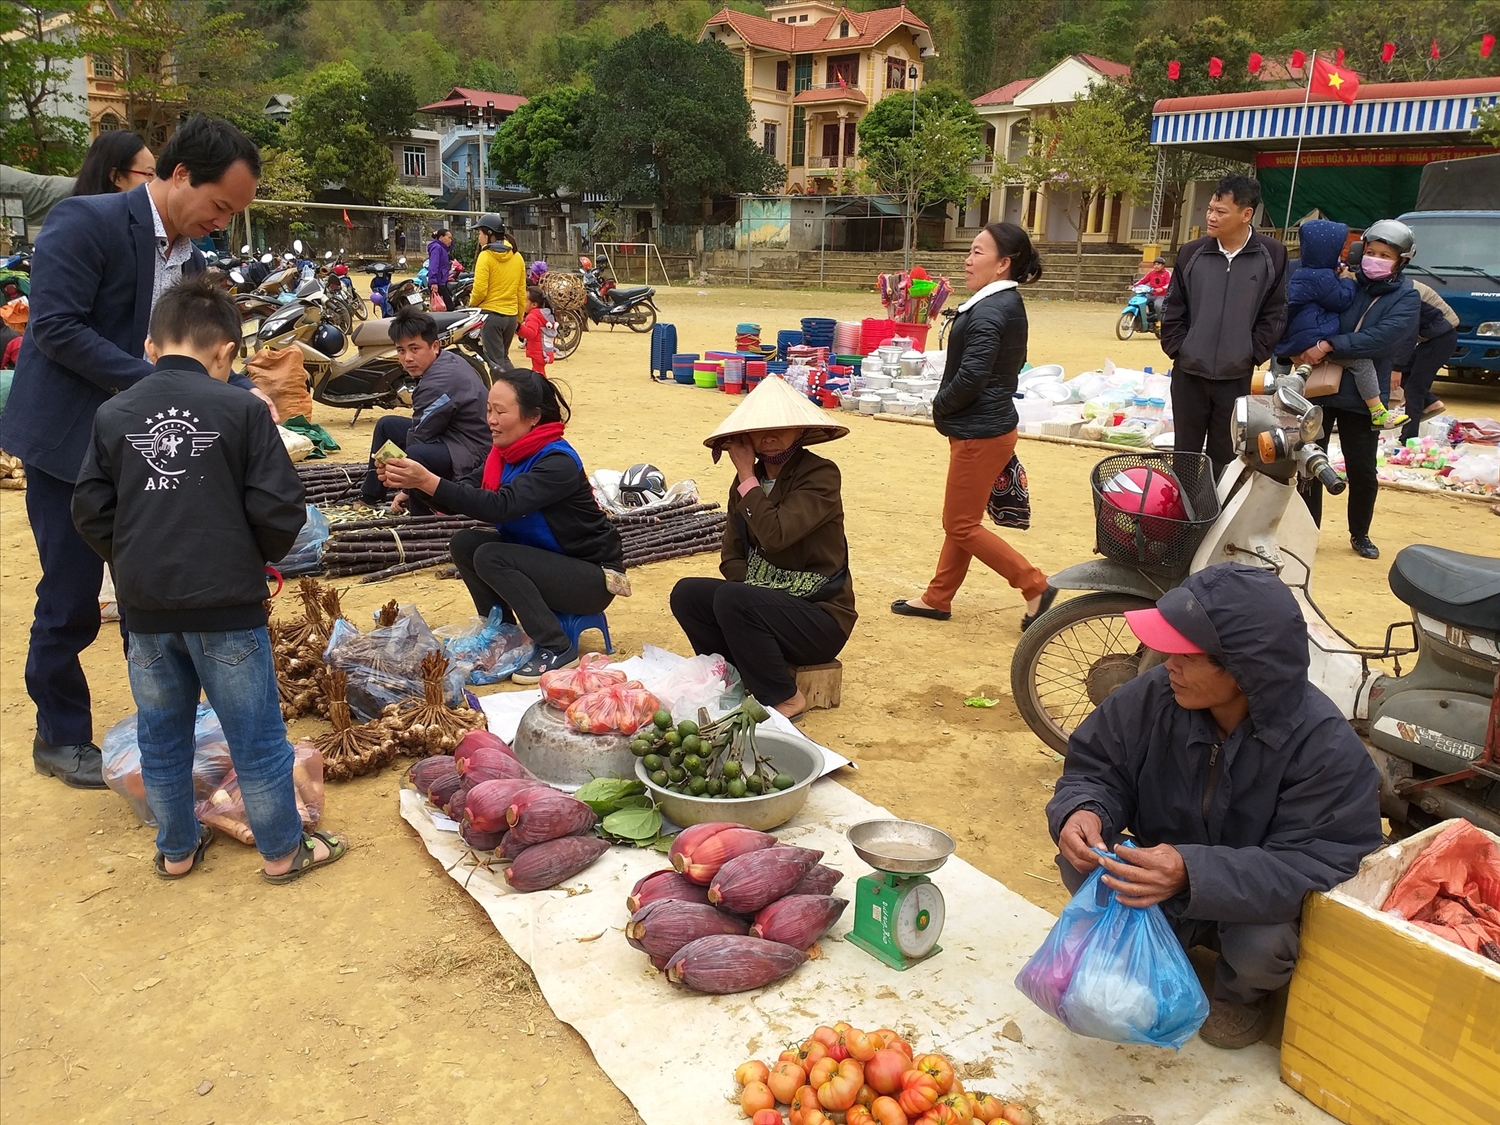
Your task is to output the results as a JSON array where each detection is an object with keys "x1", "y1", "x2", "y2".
[
  {"x1": 720, "y1": 447, "x2": 857, "y2": 638},
  {"x1": 1161, "y1": 230, "x2": 1288, "y2": 381},
  {"x1": 1046, "y1": 563, "x2": 1382, "y2": 925},
  {"x1": 931, "y1": 284, "x2": 1027, "y2": 439},
  {"x1": 1319, "y1": 273, "x2": 1420, "y2": 414},
  {"x1": 0, "y1": 185, "x2": 255, "y2": 481},
  {"x1": 406, "y1": 350, "x2": 491, "y2": 479},
  {"x1": 72, "y1": 356, "x2": 306, "y2": 633},
  {"x1": 430, "y1": 448, "x2": 623, "y2": 570}
]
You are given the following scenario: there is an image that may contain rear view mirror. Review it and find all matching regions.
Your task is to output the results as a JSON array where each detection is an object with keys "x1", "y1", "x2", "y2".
[
  {"x1": 293, "y1": 239, "x2": 304, "y2": 254},
  {"x1": 240, "y1": 244, "x2": 251, "y2": 255},
  {"x1": 397, "y1": 256, "x2": 408, "y2": 267},
  {"x1": 324, "y1": 250, "x2": 333, "y2": 260},
  {"x1": 229, "y1": 269, "x2": 245, "y2": 285},
  {"x1": 261, "y1": 253, "x2": 274, "y2": 264}
]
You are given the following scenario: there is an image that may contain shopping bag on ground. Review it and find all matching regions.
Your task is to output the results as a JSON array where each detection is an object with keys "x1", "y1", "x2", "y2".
[{"x1": 1015, "y1": 846, "x2": 1208, "y2": 1049}]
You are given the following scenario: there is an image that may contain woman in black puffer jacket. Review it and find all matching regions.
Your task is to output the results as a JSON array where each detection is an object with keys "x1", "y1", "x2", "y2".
[{"x1": 892, "y1": 222, "x2": 1054, "y2": 629}]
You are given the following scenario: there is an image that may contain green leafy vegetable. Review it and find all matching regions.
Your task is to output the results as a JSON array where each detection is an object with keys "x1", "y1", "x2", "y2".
[
  {"x1": 964, "y1": 696, "x2": 999, "y2": 708},
  {"x1": 574, "y1": 777, "x2": 645, "y2": 815},
  {"x1": 601, "y1": 806, "x2": 662, "y2": 843}
]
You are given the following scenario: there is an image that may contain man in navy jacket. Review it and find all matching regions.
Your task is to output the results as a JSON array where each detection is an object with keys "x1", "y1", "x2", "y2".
[{"x1": 0, "y1": 114, "x2": 269, "y2": 788}]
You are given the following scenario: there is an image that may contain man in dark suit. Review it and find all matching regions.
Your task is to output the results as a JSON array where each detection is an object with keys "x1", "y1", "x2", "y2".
[{"x1": 0, "y1": 114, "x2": 273, "y2": 788}]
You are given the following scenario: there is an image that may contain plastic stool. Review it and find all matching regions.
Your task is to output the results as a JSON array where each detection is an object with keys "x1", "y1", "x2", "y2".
[{"x1": 557, "y1": 611, "x2": 614, "y2": 654}]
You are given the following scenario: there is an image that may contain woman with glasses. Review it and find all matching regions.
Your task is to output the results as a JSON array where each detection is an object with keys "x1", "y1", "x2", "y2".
[{"x1": 71, "y1": 131, "x2": 156, "y2": 197}]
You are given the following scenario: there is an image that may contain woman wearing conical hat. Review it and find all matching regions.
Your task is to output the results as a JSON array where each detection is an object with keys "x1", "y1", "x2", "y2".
[{"x1": 670, "y1": 377, "x2": 855, "y2": 720}]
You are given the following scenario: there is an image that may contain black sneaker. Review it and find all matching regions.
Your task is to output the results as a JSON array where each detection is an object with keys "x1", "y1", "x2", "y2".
[
  {"x1": 33, "y1": 738, "x2": 108, "y2": 789},
  {"x1": 1351, "y1": 536, "x2": 1380, "y2": 560},
  {"x1": 510, "y1": 643, "x2": 580, "y2": 686}
]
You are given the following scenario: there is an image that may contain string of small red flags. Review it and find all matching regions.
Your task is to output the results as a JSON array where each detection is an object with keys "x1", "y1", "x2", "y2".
[{"x1": 1167, "y1": 33, "x2": 1496, "y2": 89}]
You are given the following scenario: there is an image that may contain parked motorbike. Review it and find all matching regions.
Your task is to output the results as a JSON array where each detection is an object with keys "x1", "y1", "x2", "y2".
[
  {"x1": 578, "y1": 258, "x2": 657, "y2": 332},
  {"x1": 1008, "y1": 370, "x2": 1498, "y2": 835},
  {"x1": 1115, "y1": 283, "x2": 1162, "y2": 341}
]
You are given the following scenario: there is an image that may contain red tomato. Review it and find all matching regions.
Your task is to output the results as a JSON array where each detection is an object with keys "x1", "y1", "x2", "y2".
[
  {"x1": 846, "y1": 1028, "x2": 879, "y2": 1061},
  {"x1": 737, "y1": 1060, "x2": 771, "y2": 1087},
  {"x1": 912, "y1": 1054, "x2": 954, "y2": 1096},
  {"x1": 897, "y1": 1071, "x2": 939, "y2": 1116},
  {"x1": 816, "y1": 1059, "x2": 864, "y2": 1112},
  {"x1": 871, "y1": 1096, "x2": 911, "y2": 1125},
  {"x1": 752, "y1": 1111, "x2": 784, "y2": 1125},
  {"x1": 769, "y1": 1060, "x2": 807, "y2": 1104},
  {"x1": 864, "y1": 1048, "x2": 914, "y2": 1095},
  {"x1": 969, "y1": 1094, "x2": 1005, "y2": 1123},
  {"x1": 741, "y1": 1081, "x2": 775, "y2": 1118}
]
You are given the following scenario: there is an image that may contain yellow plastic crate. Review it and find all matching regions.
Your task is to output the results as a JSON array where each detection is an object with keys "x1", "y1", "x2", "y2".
[{"x1": 1280, "y1": 821, "x2": 1500, "y2": 1125}]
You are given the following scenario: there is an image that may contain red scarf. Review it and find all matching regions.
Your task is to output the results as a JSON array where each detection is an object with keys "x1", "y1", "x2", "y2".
[{"x1": 481, "y1": 422, "x2": 567, "y2": 490}]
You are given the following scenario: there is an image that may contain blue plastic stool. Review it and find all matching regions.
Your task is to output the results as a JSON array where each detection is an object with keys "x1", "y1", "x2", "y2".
[{"x1": 557, "y1": 611, "x2": 614, "y2": 654}]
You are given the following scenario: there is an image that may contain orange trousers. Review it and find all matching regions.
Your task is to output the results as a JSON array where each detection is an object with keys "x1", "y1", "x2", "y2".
[{"x1": 922, "y1": 432, "x2": 1048, "y2": 611}]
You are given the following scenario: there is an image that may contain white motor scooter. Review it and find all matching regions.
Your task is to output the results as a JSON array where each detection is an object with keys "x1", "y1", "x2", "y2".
[{"x1": 1010, "y1": 373, "x2": 1499, "y2": 834}]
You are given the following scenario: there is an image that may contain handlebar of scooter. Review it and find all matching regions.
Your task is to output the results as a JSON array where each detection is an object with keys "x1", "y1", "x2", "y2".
[{"x1": 1317, "y1": 461, "x2": 1347, "y2": 495}]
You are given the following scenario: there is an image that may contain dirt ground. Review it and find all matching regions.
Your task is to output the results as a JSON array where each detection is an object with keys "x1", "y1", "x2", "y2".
[{"x1": 2, "y1": 285, "x2": 1496, "y2": 1124}]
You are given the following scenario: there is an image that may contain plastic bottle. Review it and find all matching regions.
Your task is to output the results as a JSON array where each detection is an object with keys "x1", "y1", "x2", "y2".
[
  {"x1": 1132, "y1": 395, "x2": 1150, "y2": 418},
  {"x1": 1148, "y1": 397, "x2": 1166, "y2": 420}
]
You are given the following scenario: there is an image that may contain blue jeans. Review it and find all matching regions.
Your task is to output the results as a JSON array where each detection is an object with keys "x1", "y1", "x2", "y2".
[{"x1": 126, "y1": 628, "x2": 303, "y2": 863}]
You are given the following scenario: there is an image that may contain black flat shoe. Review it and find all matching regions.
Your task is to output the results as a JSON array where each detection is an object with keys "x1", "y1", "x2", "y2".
[
  {"x1": 1020, "y1": 585, "x2": 1060, "y2": 631},
  {"x1": 890, "y1": 599, "x2": 951, "y2": 621},
  {"x1": 155, "y1": 825, "x2": 216, "y2": 880},
  {"x1": 1350, "y1": 536, "x2": 1380, "y2": 560},
  {"x1": 32, "y1": 738, "x2": 107, "y2": 789}
]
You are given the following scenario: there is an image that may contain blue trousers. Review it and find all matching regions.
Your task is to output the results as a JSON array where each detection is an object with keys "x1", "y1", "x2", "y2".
[
  {"x1": 24, "y1": 464, "x2": 105, "y2": 745},
  {"x1": 127, "y1": 628, "x2": 303, "y2": 863}
]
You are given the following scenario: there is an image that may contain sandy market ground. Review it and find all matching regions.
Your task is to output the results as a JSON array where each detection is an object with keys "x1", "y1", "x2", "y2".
[{"x1": 2, "y1": 284, "x2": 1497, "y2": 1124}]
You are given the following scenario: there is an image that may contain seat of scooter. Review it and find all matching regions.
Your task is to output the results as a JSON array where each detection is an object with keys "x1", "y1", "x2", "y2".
[
  {"x1": 1388, "y1": 545, "x2": 1500, "y2": 634},
  {"x1": 429, "y1": 310, "x2": 474, "y2": 330},
  {"x1": 607, "y1": 285, "x2": 651, "y2": 300},
  {"x1": 350, "y1": 311, "x2": 473, "y2": 347}
]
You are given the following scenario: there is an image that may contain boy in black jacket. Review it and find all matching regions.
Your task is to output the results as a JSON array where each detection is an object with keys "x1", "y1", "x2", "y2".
[{"x1": 73, "y1": 278, "x2": 347, "y2": 883}]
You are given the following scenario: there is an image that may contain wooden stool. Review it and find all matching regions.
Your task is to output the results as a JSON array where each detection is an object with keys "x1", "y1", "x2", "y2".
[{"x1": 791, "y1": 661, "x2": 842, "y2": 710}]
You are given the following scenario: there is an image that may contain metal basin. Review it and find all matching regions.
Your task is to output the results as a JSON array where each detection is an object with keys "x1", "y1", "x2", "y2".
[
  {"x1": 512, "y1": 700, "x2": 636, "y2": 791},
  {"x1": 847, "y1": 819, "x2": 955, "y2": 874},
  {"x1": 636, "y1": 729, "x2": 819, "y2": 832}
]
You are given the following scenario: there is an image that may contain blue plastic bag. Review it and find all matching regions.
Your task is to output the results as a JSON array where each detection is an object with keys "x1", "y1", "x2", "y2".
[
  {"x1": 435, "y1": 606, "x2": 535, "y2": 685},
  {"x1": 1015, "y1": 846, "x2": 1209, "y2": 1049},
  {"x1": 276, "y1": 505, "x2": 330, "y2": 577}
]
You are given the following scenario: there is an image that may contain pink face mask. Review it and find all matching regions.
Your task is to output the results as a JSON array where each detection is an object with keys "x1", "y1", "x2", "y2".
[{"x1": 1361, "y1": 255, "x2": 1396, "y2": 280}]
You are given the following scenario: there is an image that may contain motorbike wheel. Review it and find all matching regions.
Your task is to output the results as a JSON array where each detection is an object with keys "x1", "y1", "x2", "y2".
[
  {"x1": 553, "y1": 310, "x2": 584, "y2": 360},
  {"x1": 1115, "y1": 313, "x2": 1138, "y2": 342},
  {"x1": 627, "y1": 302, "x2": 657, "y2": 333},
  {"x1": 326, "y1": 299, "x2": 353, "y2": 336},
  {"x1": 1010, "y1": 592, "x2": 1161, "y2": 755},
  {"x1": 350, "y1": 292, "x2": 369, "y2": 321}
]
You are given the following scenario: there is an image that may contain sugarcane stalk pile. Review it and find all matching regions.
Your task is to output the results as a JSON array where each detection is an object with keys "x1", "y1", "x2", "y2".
[
  {"x1": 296, "y1": 462, "x2": 364, "y2": 506},
  {"x1": 610, "y1": 497, "x2": 727, "y2": 568},
  {"x1": 320, "y1": 512, "x2": 487, "y2": 582}
]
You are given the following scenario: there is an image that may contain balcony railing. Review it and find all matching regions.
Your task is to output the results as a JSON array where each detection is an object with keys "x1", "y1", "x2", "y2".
[
  {"x1": 398, "y1": 170, "x2": 442, "y2": 190},
  {"x1": 970, "y1": 160, "x2": 995, "y2": 176},
  {"x1": 807, "y1": 154, "x2": 863, "y2": 172},
  {"x1": 1127, "y1": 226, "x2": 1175, "y2": 244}
]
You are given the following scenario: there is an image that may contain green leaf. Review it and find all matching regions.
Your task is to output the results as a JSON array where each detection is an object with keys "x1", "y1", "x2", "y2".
[
  {"x1": 574, "y1": 777, "x2": 644, "y2": 815},
  {"x1": 601, "y1": 806, "x2": 662, "y2": 842},
  {"x1": 964, "y1": 696, "x2": 999, "y2": 708},
  {"x1": 615, "y1": 794, "x2": 654, "y2": 810}
]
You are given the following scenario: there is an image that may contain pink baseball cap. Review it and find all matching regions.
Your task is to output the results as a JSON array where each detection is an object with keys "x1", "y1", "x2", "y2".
[{"x1": 1124, "y1": 586, "x2": 1224, "y2": 656}]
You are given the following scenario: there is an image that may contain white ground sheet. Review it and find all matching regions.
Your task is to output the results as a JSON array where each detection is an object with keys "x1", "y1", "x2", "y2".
[{"x1": 399, "y1": 776, "x2": 1337, "y2": 1125}]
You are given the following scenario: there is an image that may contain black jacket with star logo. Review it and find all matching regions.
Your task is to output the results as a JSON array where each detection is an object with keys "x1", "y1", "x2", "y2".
[{"x1": 73, "y1": 355, "x2": 306, "y2": 633}]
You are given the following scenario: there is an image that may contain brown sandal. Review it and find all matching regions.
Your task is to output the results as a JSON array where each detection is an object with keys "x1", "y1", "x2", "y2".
[{"x1": 262, "y1": 830, "x2": 348, "y2": 884}]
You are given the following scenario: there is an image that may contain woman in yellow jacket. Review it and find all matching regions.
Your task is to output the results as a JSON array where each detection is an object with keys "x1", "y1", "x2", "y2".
[{"x1": 469, "y1": 213, "x2": 527, "y2": 371}]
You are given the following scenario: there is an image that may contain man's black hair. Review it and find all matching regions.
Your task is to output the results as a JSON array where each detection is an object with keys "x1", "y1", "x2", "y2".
[
  {"x1": 1212, "y1": 174, "x2": 1261, "y2": 212},
  {"x1": 155, "y1": 113, "x2": 262, "y2": 185},
  {"x1": 148, "y1": 276, "x2": 240, "y2": 353},
  {"x1": 390, "y1": 307, "x2": 439, "y2": 345}
]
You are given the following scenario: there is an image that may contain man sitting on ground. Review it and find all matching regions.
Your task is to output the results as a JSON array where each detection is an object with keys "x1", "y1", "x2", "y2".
[
  {"x1": 361, "y1": 307, "x2": 491, "y2": 512},
  {"x1": 1046, "y1": 563, "x2": 1381, "y2": 1049}
]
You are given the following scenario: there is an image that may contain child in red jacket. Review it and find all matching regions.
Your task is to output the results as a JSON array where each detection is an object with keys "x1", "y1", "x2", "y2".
[{"x1": 516, "y1": 286, "x2": 555, "y2": 375}]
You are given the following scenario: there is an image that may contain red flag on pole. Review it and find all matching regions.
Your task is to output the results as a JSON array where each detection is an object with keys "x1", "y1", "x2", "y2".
[
  {"x1": 1208, "y1": 56, "x2": 1223, "y2": 77},
  {"x1": 1311, "y1": 55, "x2": 1360, "y2": 105},
  {"x1": 1483, "y1": 34, "x2": 1496, "y2": 58},
  {"x1": 1290, "y1": 49, "x2": 1306, "y2": 70},
  {"x1": 343, "y1": 208, "x2": 354, "y2": 230},
  {"x1": 1381, "y1": 42, "x2": 1396, "y2": 63},
  {"x1": 1430, "y1": 39, "x2": 1440, "y2": 59},
  {"x1": 1248, "y1": 52, "x2": 1263, "y2": 74},
  {"x1": 1167, "y1": 60, "x2": 1180, "y2": 80}
]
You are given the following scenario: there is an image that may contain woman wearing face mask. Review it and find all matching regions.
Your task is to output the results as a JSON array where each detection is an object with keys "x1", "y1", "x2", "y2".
[{"x1": 1292, "y1": 219, "x2": 1420, "y2": 560}]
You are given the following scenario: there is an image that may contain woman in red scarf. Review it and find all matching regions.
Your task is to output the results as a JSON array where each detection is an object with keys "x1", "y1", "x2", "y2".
[{"x1": 378, "y1": 371, "x2": 624, "y2": 683}]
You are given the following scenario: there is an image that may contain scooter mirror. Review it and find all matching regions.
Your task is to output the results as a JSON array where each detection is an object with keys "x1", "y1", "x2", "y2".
[
  {"x1": 240, "y1": 244, "x2": 251, "y2": 255},
  {"x1": 261, "y1": 253, "x2": 274, "y2": 264},
  {"x1": 229, "y1": 269, "x2": 245, "y2": 285},
  {"x1": 397, "y1": 256, "x2": 407, "y2": 267},
  {"x1": 293, "y1": 239, "x2": 304, "y2": 254},
  {"x1": 324, "y1": 250, "x2": 333, "y2": 260}
]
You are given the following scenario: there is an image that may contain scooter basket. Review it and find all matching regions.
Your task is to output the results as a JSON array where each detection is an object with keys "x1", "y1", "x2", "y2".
[{"x1": 1090, "y1": 452, "x2": 1220, "y2": 576}]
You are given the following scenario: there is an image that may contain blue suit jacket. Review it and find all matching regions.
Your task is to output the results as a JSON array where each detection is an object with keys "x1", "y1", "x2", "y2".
[{"x1": 0, "y1": 185, "x2": 253, "y2": 481}]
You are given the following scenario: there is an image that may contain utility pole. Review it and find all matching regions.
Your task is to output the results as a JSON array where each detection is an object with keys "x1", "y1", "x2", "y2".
[
  {"x1": 906, "y1": 63, "x2": 919, "y2": 271},
  {"x1": 464, "y1": 99, "x2": 500, "y2": 214}
]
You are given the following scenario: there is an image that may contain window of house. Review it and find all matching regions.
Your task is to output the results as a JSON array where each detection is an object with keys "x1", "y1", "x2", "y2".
[
  {"x1": 886, "y1": 57, "x2": 906, "y2": 89},
  {"x1": 97, "y1": 113, "x2": 120, "y2": 132},
  {"x1": 763, "y1": 122, "x2": 778, "y2": 156},
  {"x1": 793, "y1": 55, "x2": 813, "y2": 93},
  {"x1": 92, "y1": 55, "x2": 114, "y2": 78},
  {"x1": 839, "y1": 20, "x2": 849, "y2": 37},
  {"x1": 799, "y1": 13, "x2": 808, "y2": 20},
  {"x1": 776, "y1": 61, "x2": 789, "y2": 91},
  {"x1": 821, "y1": 123, "x2": 841, "y2": 158},
  {"x1": 843, "y1": 122, "x2": 856, "y2": 156},
  {"x1": 791, "y1": 106, "x2": 806, "y2": 165},
  {"x1": 826, "y1": 55, "x2": 857, "y2": 87},
  {"x1": 403, "y1": 146, "x2": 427, "y2": 178}
]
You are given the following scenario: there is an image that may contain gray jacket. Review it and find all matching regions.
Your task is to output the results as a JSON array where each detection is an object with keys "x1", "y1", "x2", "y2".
[
  {"x1": 408, "y1": 350, "x2": 491, "y2": 479},
  {"x1": 1161, "y1": 231, "x2": 1289, "y2": 381}
]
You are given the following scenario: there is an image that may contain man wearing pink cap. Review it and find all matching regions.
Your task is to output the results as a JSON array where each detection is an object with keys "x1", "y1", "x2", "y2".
[{"x1": 1046, "y1": 563, "x2": 1381, "y2": 1049}]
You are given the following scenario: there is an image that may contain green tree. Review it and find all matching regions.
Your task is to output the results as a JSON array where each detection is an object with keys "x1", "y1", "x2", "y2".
[
  {"x1": 362, "y1": 66, "x2": 418, "y2": 138},
  {"x1": 247, "y1": 145, "x2": 312, "y2": 246},
  {"x1": 1475, "y1": 103, "x2": 1500, "y2": 146},
  {"x1": 286, "y1": 61, "x2": 393, "y2": 200},
  {"x1": 567, "y1": 24, "x2": 783, "y2": 219},
  {"x1": 0, "y1": 2, "x2": 90, "y2": 173},
  {"x1": 1018, "y1": 86, "x2": 1154, "y2": 263},
  {"x1": 490, "y1": 86, "x2": 585, "y2": 196},
  {"x1": 1291, "y1": 0, "x2": 1500, "y2": 81},
  {"x1": 857, "y1": 85, "x2": 987, "y2": 261}
]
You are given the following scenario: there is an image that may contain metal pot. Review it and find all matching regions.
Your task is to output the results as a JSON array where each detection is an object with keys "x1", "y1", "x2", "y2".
[
  {"x1": 899, "y1": 349, "x2": 925, "y2": 380},
  {"x1": 512, "y1": 700, "x2": 636, "y2": 791}
]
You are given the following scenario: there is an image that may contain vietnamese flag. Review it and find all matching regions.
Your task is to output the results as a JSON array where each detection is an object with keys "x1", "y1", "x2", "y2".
[
  {"x1": 1311, "y1": 55, "x2": 1360, "y2": 105},
  {"x1": 343, "y1": 208, "x2": 354, "y2": 229}
]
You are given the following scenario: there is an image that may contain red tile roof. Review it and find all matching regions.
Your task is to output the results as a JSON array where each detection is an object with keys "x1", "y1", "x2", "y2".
[
  {"x1": 1077, "y1": 53, "x2": 1131, "y2": 79},
  {"x1": 417, "y1": 87, "x2": 528, "y2": 116},
  {"x1": 702, "y1": 5, "x2": 930, "y2": 54},
  {"x1": 973, "y1": 78, "x2": 1036, "y2": 106},
  {"x1": 1152, "y1": 74, "x2": 1500, "y2": 114},
  {"x1": 793, "y1": 85, "x2": 869, "y2": 105}
]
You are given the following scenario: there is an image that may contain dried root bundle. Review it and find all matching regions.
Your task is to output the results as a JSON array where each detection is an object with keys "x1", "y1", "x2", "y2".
[
  {"x1": 314, "y1": 670, "x2": 400, "y2": 781},
  {"x1": 383, "y1": 651, "x2": 488, "y2": 756}
]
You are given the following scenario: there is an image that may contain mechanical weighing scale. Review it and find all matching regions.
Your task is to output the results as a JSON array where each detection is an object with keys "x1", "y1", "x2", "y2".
[{"x1": 844, "y1": 819, "x2": 956, "y2": 971}]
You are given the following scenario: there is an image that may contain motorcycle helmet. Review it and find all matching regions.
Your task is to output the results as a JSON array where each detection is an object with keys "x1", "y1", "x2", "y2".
[
  {"x1": 618, "y1": 463, "x2": 666, "y2": 507},
  {"x1": 1360, "y1": 218, "x2": 1415, "y2": 262},
  {"x1": 1097, "y1": 465, "x2": 1188, "y2": 563},
  {"x1": 311, "y1": 323, "x2": 346, "y2": 357},
  {"x1": 476, "y1": 213, "x2": 504, "y2": 236},
  {"x1": 579, "y1": 256, "x2": 594, "y2": 270}
]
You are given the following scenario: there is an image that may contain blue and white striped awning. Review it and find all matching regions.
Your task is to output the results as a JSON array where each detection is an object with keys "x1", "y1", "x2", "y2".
[{"x1": 1152, "y1": 83, "x2": 1500, "y2": 150}]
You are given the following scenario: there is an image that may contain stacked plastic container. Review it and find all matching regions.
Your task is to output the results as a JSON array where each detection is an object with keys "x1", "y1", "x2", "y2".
[
  {"x1": 833, "y1": 320, "x2": 861, "y2": 355},
  {"x1": 775, "y1": 329, "x2": 803, "y2": 359},
  {"x1": 671, "y1": 353, "x2": 699, "y2": 385},
  {"x1": 800, "y1": 317, "x2": 836, "y2": 350},
  {"x1": 722, "y1": 355, "x2": 745, "y2": 394},
  {"x1": 735, "y1": 323, "x2": 761, "y2": 350},
  {"x1": 745, "y1": 360, "x2": 766, "y2": 390},
  {"x1": 861, "y1": 317, "x2": 895, "y2": 354},
  {"x1": 693, "y1": 360, "x2": 721, "y2": 389}
]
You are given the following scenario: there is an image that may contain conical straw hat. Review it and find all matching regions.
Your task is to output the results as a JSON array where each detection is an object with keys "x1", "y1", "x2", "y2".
[{"x1": 703, "y1": 375, "x2": 849, "y2": 455}]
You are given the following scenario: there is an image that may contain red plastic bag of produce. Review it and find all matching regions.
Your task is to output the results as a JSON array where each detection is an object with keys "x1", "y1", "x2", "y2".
[
  {"x1": 539, "y1": 652, "x2": 626, "y2": 708},
  {"x1": 1381, "y1": 820, "x2": 1500, "y2": 961},
  {"x1": 195, "y1": 743, "x2": 325, "y2": 846},
  {"x1": 565, "y1": 681, "x2": 661, "y2": 735}
]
